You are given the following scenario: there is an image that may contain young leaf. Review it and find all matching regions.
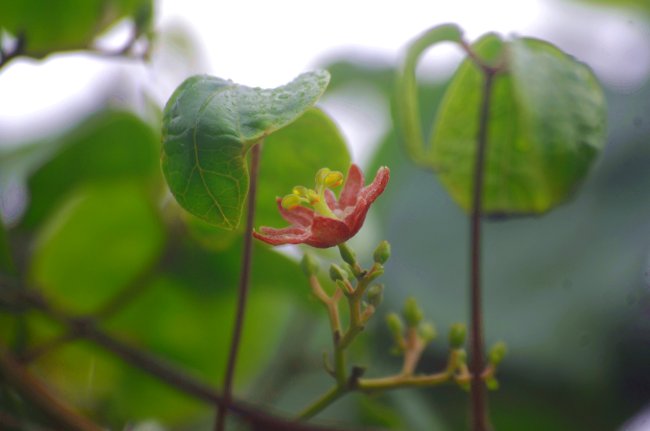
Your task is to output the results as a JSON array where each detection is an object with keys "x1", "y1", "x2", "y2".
[
  {"x1": 429, "y1": 35, "x2": 606, "y2": 216},
  {"x1": 161, "y1": 71, "x2": 330, "y2": 229}
]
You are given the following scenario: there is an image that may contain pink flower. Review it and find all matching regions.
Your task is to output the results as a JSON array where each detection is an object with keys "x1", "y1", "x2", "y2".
[{"x1": 253, "y1": 164, "x2": 390, "y2": 248}]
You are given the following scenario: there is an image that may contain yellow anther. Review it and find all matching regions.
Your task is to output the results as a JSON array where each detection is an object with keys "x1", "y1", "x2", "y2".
[
  {"x1": 324, "y1": 171, "x2": 344, "y2": 188},
  {"x1": 281, "y1": 194, "x2": 302, "y2": 210},
  {"x1": 315, "y1": 168, "x2": 332, "y2": 186},
  {"x1": 292, "y1": 185, "x2": 309, "y2": 197}
]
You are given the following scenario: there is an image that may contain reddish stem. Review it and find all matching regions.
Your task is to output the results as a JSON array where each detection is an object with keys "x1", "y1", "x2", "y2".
[{"x1": 215, "y1": 142, "x2": 262, "y2": 431}]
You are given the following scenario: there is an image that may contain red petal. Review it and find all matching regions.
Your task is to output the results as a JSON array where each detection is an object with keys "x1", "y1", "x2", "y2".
[
  {"x1": 360, "y1": 166, "x2": 390, "y2": 204},
  {"x1": 307, "y1": 215, "x2": 352, "y2": 248},
  {"x1": 253, "y1": 226, "x2": 311, "y2": 246},
  {"x1": 343, "y1": 196, "x2": 372, "y2": 235},
  {"x1": 324, "y1": 189, "x2": 338, "y2": 211},
  {"x1": 275, "y1": 197, "x2": 314, "y2": 227},
  {"x1": 338, "y1": 164, "x2": 364, "y2": 209}
]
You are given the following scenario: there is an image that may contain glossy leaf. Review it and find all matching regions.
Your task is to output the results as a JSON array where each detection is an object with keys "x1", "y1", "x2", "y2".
[
  {"x1": 430, "y1": 34, "x2": 606, "y2": 215},
  {"x1": 29, "y1": 182, "x2": 165, "y2": 314},
  {"x1": 20, "y1": 110, "x2": 160, "y2": 229},
  {"x1": 161, "y1": 71, "x2": 330, "y2": 229},
  {"x1": 0, "y1": 0, "x2": 152, "y2": 57}
]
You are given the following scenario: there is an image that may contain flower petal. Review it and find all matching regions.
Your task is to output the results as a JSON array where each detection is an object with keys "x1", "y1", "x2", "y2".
[
  {"x1": 360, "y1": 166, "x2": 390, "y2": 204},
  {"x1": 253, "y1": 226, "x2": 311, "y2": 246},
  {"x1": 324, "y1": 189, "x2": 338, "y2": 211},
  {"x1": 275, "y1": 197, "x2": 314, "y2": 227},
  {"x1": 338, "y1": 164, "x2": 364, "y2": 209},
  {"x1": 306, "y1": 214, "x2": 352, "y2": 248}
]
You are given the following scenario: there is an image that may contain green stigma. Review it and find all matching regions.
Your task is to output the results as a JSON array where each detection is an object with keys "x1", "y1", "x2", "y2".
[{"x1": 280, "y1": 167, "x2": 344, "y2": 219}]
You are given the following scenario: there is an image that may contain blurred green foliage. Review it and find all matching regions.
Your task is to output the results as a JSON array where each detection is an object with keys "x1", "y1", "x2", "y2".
[
  {"x1": 0, "y1": 1, "x2": 648, "y2": 431},
  {"x1": 0, "y1": 0, "x2": 152, "y2": 57}
]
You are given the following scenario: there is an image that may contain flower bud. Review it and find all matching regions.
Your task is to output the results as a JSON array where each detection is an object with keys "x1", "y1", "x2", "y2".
[
  {"x1": 418, "y1": 322, "x2": 437, "y2": 343},
  {"x1": 338, "y1": 243, "x2": 357, "y2": 267},
  {"x1": 301, "y1": 253, "x2": 319, "y2": 276},
  {"x1": 403, "y1": 297, "x2": 423, "y2": 327},
  {"x1": 485, "y1": 376, "x2": 499, "y2": 390},
  {"x1": 386, "y1": 312, "x2": 404, "y2": 336},
  {"x1": 329, "y1": 263, "x2": 348, "y2": 282},
  {"x1": 488, "y1": 341, "x2": 507, "y2": 365},
  {"x1": 448, "y1": 323, "x2": 467, "y2": 349},
  {"x1": 373, "y1": 240, "x2": 391, "y2": 264},
  {"x1": 367, "y1": 284, "x2": 384, "y2": 307}
]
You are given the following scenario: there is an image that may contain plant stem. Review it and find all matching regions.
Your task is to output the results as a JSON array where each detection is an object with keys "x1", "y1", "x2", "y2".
[
  {"x1": 297, "y1": 385, "x2": 347, "y2": 420},
  {"x1": 469, "y1": 69, "x2": 496, "y2": 431},
  {"x1": 0, "y1": 349, "x2": 103, "y2": 431},
  {"x1": 215, "y1": 142, "x2": 262, "y2": 431},
  {"x1": 9, "y1": 290, "x2": 352, "y2": 431}
]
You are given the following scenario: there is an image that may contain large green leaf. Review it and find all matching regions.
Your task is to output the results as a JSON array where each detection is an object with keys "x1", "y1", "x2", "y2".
[
  {"x1": 20, "y1": 110, "x2": 160, "y2": 229},
  {"x1": 429, "y1": 34, "x2": 606, "y2": 215},
  {"x1": 29, "y1": 182, "x2": 165, "y2": 314},
  {"x1": 0, "y1": 0, "x2": 152, "y2": 57},
  {"x1": 161, "y1": 70, "x2": 330, "y2": 229}
]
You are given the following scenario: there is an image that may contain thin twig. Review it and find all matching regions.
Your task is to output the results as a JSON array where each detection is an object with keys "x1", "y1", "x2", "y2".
[
  {"x1": 12, "y1": 290, "x2": 365, "y2": 431},
  {"x1": 215, "y1": 142, "x2": 263, "y2": 431},
  {"x1": 0, "y1": 349, "x2": 103, "y2": 431}
]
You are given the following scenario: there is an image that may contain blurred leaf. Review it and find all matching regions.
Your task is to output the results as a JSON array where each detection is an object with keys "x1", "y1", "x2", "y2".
[
  {"x1": 0, "y1": 0, "x2": 153, "y2": 57},
  {"x1": 395, "y1": 23, "x2": 463, "y2": 165},
  {"x1": 100, "y1": 252, "x2": 303, "y2": 423},
  {"x1": 29, "y1": 182, "x2": 165, "y2": 314},
  {"x1": 0, "y1": 216, "x2": 13, "y2": 273},
  {"x1": 20, "y1": 110, "x2": 160, "y2": 229},
  {"x1": 430, "y1": 35, "x2": 606, "y2": 215},
  {"x1": 257, "y1": 107, "x2": 350, "y2": 228},
  {"x1": 161, "y1": 71, "x2": 330, "y2": 229}
]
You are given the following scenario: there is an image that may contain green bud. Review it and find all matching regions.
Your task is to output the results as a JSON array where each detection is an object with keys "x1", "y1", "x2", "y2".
[
  {"x1": 386, "y1": 312, "x2": 404, "y2": 336},
  {"x1": 301, "y1": 253, "x2": 319, "y2": 276},
  {"x1": 489, "y1": 341, "x2": 507, "y2": 365},
  {"x1": 485, "y1": 377, "x2": 499, "y2": 390},
  {"x1": 373, "y1": 240, "x2": 391, "y2": 264},
  {"x1": 418, "y1": 322, "x2": 437, "y2": 343},
  {"x1": 329, "y1": 263, "x2": 347, "y2": 282},
  {"x1": 448, "y1": 323, "x2": 467, "y2": 349},
  {"x1": 367, "y1": 284, "x2": 384, "y2": 307},
  {"x1": 338, "y1": 243, "x2": 357, "y2": 266},
  {"x1": 403, "y1": 297, "x2": 424, "y2": 327}
]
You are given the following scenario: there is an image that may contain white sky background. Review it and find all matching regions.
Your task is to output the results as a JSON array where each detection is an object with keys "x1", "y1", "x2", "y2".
[{"x1": 1, "y1": 0, "x2": 649, "y2": 163}]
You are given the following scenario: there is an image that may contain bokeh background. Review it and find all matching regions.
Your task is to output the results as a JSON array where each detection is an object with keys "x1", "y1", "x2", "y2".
[{"x1": 1, "y1": 1, "x2": 649, "y2": 430}]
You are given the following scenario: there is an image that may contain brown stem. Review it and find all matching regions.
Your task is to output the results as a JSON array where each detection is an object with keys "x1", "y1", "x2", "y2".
[
  {"x1": 469, "y1": 68, "x2": 496, "y2": 431},
  {"x1": 215, "y1": 142, "x2": 262, "y2": 431},
  {"x1": 14, "y1": 290, "x2": 360, "y2": 431},
  {"x1": 0, "y1": 349, "x2": 103, "y2": 431}
]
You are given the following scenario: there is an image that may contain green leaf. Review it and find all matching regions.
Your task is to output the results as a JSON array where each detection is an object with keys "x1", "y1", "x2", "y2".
[
  {"x1": 256, "y1": 107, "x2": 350, "y2": 228},
  {"x1": 29, "y1": 182, "x2": 165, "y2": 314},
  {"x1": 430, "y1": 35, "x2": 606, "y2": 215},
  {"x1": 20, "y1": 110, "x2": 160, "y2": 229},
  {"x1": 161, "y1": 70, "x2": 330, "y2": 229},
  {"x1": 0, "y1": 0, "x2": 152, "y2": 57},
  {"x1": 395, "y1": 24, "x2": 463, "y2": 165}
]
